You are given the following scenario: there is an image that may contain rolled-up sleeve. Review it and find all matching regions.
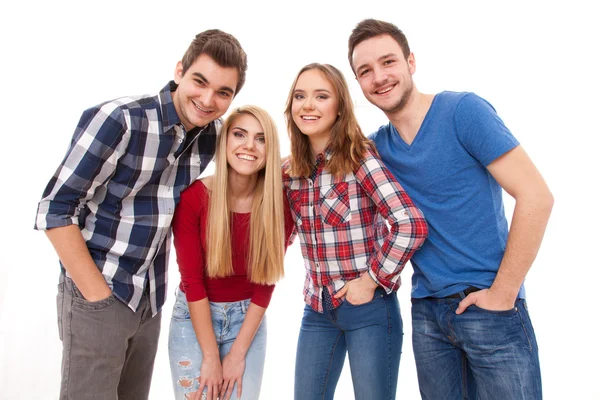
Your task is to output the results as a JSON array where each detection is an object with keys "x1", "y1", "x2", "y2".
[
  {"x1": 34, "y1": 103, "x2": 128, "y2": 230},
  {"x1": 356, "y1": 151, "x2": 428, "y2": 293}
]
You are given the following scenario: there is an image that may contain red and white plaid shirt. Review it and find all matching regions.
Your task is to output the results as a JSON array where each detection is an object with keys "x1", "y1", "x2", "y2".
[{"x1": 283, "y1": 147, "x2": 428, "y2": 313}]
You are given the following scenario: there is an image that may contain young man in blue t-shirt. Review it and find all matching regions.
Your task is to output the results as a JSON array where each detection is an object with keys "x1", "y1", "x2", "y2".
[{"x1": 348, "y1": 19, "x2": 553, "y2": 399}]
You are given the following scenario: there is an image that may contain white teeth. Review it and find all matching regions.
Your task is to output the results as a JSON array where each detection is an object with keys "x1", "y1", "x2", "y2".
[
  {"x1": 237, "y1": 154, "x2": 257, "y2": 161},
  {"x1": 193, "y1": 101, "x2": 211, "y2": 113},
  {"x1": 302, "y1": 116, "x2": 318, "y2": 120},
  {"x1": 376, "y1": 86, "x2": 393, "y2": 94}
]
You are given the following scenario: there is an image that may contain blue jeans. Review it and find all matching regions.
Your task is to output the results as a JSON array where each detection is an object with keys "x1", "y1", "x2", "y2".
[
  {"x1": 168, "y1": 288, "x2": 267, "y2": 400},
  {"x1": 412, "y1": 297, "x2": 542, "y2": 399},
  {"x1": 294, "y1": 288, "x2": 402, "y2": 400}
]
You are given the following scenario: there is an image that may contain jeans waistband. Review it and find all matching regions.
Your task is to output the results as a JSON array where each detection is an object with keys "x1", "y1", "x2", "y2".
[{"x1": 423, "y1": 286, "x2": 481, "y2": 300}]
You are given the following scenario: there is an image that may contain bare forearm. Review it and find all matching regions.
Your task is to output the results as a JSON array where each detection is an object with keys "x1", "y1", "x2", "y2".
[
  {"x1": 229, "y1": 303, "x2": 266, "y2": 358},
  {"x1": 45, "y1": 225, "x2": 110, "y2": 301},
  {"x1": 491, "y1": 191, "x2": 554, "y2": 300},
  {"x1": 189, "y1": 298, "x2": 220, "y2": 360}
]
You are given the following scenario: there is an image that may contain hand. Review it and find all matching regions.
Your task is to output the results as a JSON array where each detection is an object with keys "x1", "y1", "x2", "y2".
[
  {"x1": 455, "y1": 288, "x2": 516, "y2": 314},
  {"x1": 195, "y1": 356, "x2": 223, "y2": 400},
  {"x1": 220, "y1": 352, "x2": 246, "y2": 400},
  {"x1": 333, "y1": 273, "x2": 378, "y2": 305},
  {"x1": 82, "y1": 285, "x2": 112, "y2": 302}
]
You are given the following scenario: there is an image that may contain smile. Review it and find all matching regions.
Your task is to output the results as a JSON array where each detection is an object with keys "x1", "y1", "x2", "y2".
[
  {"x1": 237, "y1": 154, "x2": 257, "y2": 161},
  {"x1": 301, "y1": 116, "x2": 319, "y2": 121},
  {"x1": 375, "y1": 84, "x2": 395, "y2": 95},
  {"x1": 192, "y1": 100, "x2": 212, "y2": 113}
]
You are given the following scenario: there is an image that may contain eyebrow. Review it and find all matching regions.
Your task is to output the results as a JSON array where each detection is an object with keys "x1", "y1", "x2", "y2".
[
  {"x1": 355, "y1": 53, "x2": 398, "y2": 72},
  {"x1": 293, "y1": 88, "x2": 332, "y2": 94},
  {"x1": 192, "y1": 72, "x2": 235, "y2": 95},
  {"x1": 232, "y1": 126, "x2": 264, "y2": 135}
]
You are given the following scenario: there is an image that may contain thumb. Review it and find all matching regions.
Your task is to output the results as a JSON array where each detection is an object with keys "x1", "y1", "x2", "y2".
[
  {"x1": 333, "y1": 285, "x2": 347, "y2": 299},
  {"x1": 455, "y1": 294, "x2": 475, "y2": 315}
]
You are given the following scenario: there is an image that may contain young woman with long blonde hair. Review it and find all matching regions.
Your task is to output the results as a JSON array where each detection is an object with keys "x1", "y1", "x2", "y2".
[{"x1": 169, "y1": 105, "x2": 294, "y2": 400}]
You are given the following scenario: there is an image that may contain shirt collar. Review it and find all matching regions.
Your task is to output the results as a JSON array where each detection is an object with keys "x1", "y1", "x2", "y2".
[
  {"x1": 157, "y1": 81, "x2": 181, "y2": 133},
  {"x1": 315, "y1": 146, "x2": 334, "y2": 164}
]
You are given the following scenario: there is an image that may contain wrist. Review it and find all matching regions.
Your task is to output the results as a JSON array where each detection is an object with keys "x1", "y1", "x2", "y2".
[
  {"x1": 228, "y1": 345, "x2": 247, "y2": 360},
  {"x1": 488, "y1": 284, "x2": 518, "y2": 303},
  {"x1": 201, "y1": 351, "x2": 220, "y2": 362},
  {"x1": 361, "y1": 271, "x2": 379, "y2": 289}
]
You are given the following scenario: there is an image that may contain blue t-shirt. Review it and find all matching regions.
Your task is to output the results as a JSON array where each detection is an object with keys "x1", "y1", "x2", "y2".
[{"x1": 370, "y1": 91, "x2": 524, "y2": 299}]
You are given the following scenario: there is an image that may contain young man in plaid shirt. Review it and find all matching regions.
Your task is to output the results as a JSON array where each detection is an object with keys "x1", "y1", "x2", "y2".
[{"x1": 34, "y1": 29, "x2": 247, "y2": 399}]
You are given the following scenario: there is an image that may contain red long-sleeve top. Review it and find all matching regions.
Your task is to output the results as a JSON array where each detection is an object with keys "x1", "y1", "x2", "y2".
[{"x1": 172, "y1": 180, "x2": 295, "y2": 308}]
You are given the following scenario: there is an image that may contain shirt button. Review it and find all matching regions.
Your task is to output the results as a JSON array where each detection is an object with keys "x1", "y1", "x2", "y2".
[
  {"x1": 178, "y1": 138, "x2": 183, "y2": 143},
  {"x1": 308, "y1": 181, "x2": 312, "y2": 187},
  {"x1": 168, "y1": 208, "x2": 173, "y2": 214},
  {"x1": 315, "y1": 263, "x2": 320, "y2": 270}
]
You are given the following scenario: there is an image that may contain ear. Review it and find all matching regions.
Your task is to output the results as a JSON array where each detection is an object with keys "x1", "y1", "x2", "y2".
[
  {"x1": 174, "y1": 61, "x2": 184, "y2": 84},
  {"x1": 407, "y1": 53, "x2": 416, "y2": 75}
]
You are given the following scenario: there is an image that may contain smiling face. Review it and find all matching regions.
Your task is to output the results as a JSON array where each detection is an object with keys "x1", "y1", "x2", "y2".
[
  {"x1": 172, "y1": 53, "x2": 239, "y2": 131},
  {"x1": 225, "y1": 113, "x2": 267, "y2": 179},
  {"x1": 291, "y1": 68, "x2": 340, "y2": 146},
  {"x1": 352, "y1": 34, "x2": 416, "y2": 115}
]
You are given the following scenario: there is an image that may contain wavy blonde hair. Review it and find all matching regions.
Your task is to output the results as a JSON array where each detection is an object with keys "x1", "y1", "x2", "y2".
[
  {"x1": 284, "y1": 63, "x2": 375, "y2": 178},
  {"x1": 206, "y1": 105, "x2": 285, "y2": 284}
]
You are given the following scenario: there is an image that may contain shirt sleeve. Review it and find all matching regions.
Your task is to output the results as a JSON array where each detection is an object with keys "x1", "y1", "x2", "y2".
[
  {"x1": 454, "y1": 93, "x2": 519, "y2": 166},
  {"x1": 284, "y1": 189, "x2": 298, "y2": 247},
  {"x1": 250, "y1": 283, "x2": 276, "y2": 308},
  {"x1": 356, "y1": 149, "x2": 429, "y2": 293},
  {"x1": 172, "y1": 183, "x2": 208, "y2": 302},
  {"x1": 34, "y1": 103, "x2": 130, "y2": 230}
]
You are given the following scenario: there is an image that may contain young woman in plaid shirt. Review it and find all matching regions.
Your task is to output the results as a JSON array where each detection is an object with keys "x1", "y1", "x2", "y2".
[{"x1": 282, "y1": 63, "x2": 428, "y2": 399}]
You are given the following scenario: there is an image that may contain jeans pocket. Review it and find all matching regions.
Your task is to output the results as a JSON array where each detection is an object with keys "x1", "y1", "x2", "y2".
[
  {"x1": 343, "y1": 290, "x2": 385, "y2": 308},
  {"x1": 171, "y1": 294, "x2": 191, "y2": 320},
  {"x1": 72, "y1": 293, "x2": 117, "y2": 311},
  {"x1": 470, "y1": 304, "x2": 518, "y2": 316}
]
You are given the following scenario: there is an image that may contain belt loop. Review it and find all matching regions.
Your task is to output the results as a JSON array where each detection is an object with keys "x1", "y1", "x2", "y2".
[
  {"x1": 459, "y1": 290, "x2": 467, "y2": 300},
  {"x1": 241, "y1": 300, "x2": 248, "y2": 314}
]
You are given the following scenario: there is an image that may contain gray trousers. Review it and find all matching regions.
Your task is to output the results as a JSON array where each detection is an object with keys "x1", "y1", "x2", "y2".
[{"x1": 57, "y1": 274, "x2": 161, "y2": 399}]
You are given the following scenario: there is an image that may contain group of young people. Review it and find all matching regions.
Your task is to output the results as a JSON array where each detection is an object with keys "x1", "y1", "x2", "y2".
[{"x1": 35, "y1": 19, "x2": 553, "y2": 400}]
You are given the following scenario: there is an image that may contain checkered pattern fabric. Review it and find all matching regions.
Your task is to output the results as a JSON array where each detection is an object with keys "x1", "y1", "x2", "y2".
[
  {"x1": 283, "y1": 147, "x2": 428, "y2": 313},
  {"x1": 35, "y1": 81, "x2": 220, "y2": 315}
]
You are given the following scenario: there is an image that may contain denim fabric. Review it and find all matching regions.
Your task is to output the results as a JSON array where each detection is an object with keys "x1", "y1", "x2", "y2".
[
  {"x1": 56, "y1": 273, "x2": 161, "y2": 400},
  {"x1": 168, "y1": 288, "x2": 267, "y2": 400},
  {"x1": 294, "y1": 288, "x2": 402, "y2": 400},
  {"x1": 412, "y1": 297, "x2": 542, "y2": 399}
]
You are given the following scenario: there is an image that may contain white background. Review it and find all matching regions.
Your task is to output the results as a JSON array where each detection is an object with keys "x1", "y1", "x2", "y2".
[{"x1": 1, "y1": 0, "x2": 598, "y2": 399}]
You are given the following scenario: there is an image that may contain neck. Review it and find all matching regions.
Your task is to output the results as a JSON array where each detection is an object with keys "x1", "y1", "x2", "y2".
[
  {"x1": 227, "y1": 169, "x2": 259, "y2": 213},
  {"x1": 385, "y1": 89, "x2": 434, "y2": 145},
  {"x1": 309, "y1": 133, "x2": 330, "y2": 160}
]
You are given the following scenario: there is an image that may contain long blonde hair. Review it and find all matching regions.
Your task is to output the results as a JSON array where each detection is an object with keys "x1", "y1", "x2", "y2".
[
  {"x1": 284, "y1": 63, "x2": 375, "y2": 178},
  {"x1": 206, "y1": 105, "x2": 285, "y2": 284}
]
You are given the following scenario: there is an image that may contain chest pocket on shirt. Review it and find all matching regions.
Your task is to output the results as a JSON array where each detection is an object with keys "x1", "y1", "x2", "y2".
[{"x1": 319, "y1": 182, "x2": 351, "y2": 226}]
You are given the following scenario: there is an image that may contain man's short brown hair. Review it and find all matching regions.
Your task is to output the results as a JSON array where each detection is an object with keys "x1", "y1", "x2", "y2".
[
  {"x1": 348, "y1": 19, "x2": 411, "y2": 73},
  {"x1": 181, "y1": 29, "x2": 248, "y2": 95}
]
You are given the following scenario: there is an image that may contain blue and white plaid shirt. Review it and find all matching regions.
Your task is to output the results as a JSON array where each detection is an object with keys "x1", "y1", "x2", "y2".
[{"x1": 35, "y1": 81, "x2": 220, "y2": 315}]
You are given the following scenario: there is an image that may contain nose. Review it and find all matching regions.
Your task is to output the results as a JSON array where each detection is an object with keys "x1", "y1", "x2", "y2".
[
  {"x1": 372, "y1": 66, "x2": 388, "y2": 86},
  {"x1": 301, "y1": 97, "x2": 315, "y2": 111},
  {"x1": 244, "y1": 136, "x2": 255, "y2": 150},
  {"x1": 202, "y1": 90, "x2": 215, "y2": 107}
]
